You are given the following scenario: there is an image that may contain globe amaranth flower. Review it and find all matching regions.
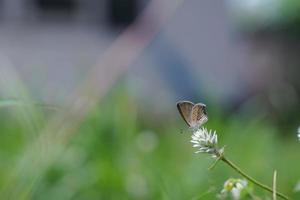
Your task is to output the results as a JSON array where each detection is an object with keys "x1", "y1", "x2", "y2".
[{"x1": 190, "y1": 127, "x2": 219, "y2": 155}]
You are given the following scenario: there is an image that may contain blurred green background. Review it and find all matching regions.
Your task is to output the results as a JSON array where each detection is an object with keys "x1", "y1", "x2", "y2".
[
  {"x1": 0, "y1": 85, "x2": 299, "y2": 199},
  {"x1": 0, "y1": 0, "x2": 300, "y2": 199}
]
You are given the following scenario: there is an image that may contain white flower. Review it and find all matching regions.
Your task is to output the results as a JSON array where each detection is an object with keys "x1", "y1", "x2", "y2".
[
  {"x1": 220, "y1": 178, "x2": 248, "y2": 200},
  {"x1": 191, "y1": 127, "x2": 218, "y2": 155},
  {"x1": 297, "y1": 127, "x2": 300, "y2": 141},
  {"x1": 294, "y1": 180, "x2": 300, "y2": 192},
  {"x1": 294, "y1": 181, "x2": 300, "y2": 192}
]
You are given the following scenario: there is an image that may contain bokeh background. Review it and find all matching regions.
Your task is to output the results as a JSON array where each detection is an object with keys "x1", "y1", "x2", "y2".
[{"x1": 0, "y1": 0, "x2": 299, "y2": 199}]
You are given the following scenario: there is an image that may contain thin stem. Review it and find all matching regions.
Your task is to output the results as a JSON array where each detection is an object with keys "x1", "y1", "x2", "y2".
[
  {"x1": 273, "y1": 170, "x2": 277, "y2": 200},
  {"x1": 208, "y1": 155, "x2": 222, "y2": 170},
  {"x1": 220, "y1": 155, "x2": 288, "y2": 200}
]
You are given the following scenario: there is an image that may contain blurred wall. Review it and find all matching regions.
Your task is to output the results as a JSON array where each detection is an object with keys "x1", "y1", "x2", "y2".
[{"x1": 0, "y1": 0, "x2": 298, "y2": 127}]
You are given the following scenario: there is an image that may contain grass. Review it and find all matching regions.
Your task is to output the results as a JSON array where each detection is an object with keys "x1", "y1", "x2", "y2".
[{"x1": 0, "y1": 87, "x2": 299, "y2": 199}]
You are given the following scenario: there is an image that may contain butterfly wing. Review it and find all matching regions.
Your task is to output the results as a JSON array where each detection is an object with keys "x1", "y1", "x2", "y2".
[
  {"x1": 190, "y1": 103, "x2": 208, "y2": 128},
  {"x1": 176, "y1": 101, "x2": 194, "y2": 127}
]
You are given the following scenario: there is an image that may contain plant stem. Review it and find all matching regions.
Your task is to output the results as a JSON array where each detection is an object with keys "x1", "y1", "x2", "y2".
[
  {"x1": 220, "y1": 155, "x2": 288, "y2": 200},
  {"x1": 273, "y1": 170, "x2": 277, "y2": 200}
]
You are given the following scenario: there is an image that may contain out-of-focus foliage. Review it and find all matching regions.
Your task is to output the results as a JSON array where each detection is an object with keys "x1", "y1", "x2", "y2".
[
  {"x1": 229, "y1": 0, "x2": 300, "y2": 32},
  {"x1": 0, "y1": 86, "x2": 299, "y2": 199}
]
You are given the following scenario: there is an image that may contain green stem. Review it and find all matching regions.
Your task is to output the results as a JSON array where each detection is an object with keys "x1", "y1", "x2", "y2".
[{"x1": 220, "y1": 155, "x2": 288, "y2": 200}]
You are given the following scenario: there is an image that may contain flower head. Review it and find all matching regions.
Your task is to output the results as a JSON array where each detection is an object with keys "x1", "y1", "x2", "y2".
[
  {"x1": 191, "y1": 127, "x2": 219, "y2": 155},
  {"x1": 294, "y1": 180, "x2": 300, "y2": 192},
  {"x1": 297, "y1": 126, "x2": 300, "y2": 141},
  {"x1": 220, "y1": 178, "x2": 248, "y2": 200}
]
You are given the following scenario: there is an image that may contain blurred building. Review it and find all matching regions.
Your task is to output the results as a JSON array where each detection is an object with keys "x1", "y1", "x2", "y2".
[
  {"x1": 0, "y1": 0, "x2": 298, "y2": 127},
  {"x1": 1, "y1": 0, "x2": 143, "y2": 25}
]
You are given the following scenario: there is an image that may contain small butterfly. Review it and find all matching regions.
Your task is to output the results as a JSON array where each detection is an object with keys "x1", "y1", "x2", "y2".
[{"x1": 176, "y1": 100, "x2": 208, "y2": 129}]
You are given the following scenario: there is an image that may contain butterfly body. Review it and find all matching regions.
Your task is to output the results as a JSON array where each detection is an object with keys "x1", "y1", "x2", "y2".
[{"x1": 176, "y1": 101, "x2": 208, "y2": 129}]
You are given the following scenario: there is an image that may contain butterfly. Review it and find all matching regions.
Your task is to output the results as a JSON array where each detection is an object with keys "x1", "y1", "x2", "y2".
[{"x1": 176, "y1": 101, "x2": 208, "y2": 129}]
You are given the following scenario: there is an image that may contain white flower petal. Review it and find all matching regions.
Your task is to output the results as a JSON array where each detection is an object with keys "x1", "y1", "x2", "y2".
[{"x1": 189, "y1": 127, "x2": 220, "y2": 156}]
